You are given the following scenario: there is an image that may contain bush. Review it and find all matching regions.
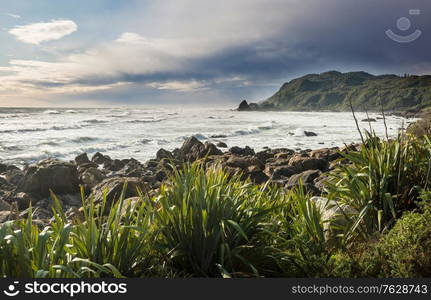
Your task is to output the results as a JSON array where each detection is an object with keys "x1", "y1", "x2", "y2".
[
  {"x1": 151, "y1": 163, "x2": 284, "y2": 277},
  {"x1": 376, "y1": 201, "x2": 431, "y2": 277},
  {"x1": 326, "y1": 131, "x2": 429, "y2": 235}
]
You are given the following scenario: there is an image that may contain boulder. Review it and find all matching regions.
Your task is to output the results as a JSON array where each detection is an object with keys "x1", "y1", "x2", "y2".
[
  {"x1": 90, "y1": 177, "x2": 145, "y2": 207},
  {"x1": 80, "y1": 167, "x2": 106, "y2": 190},
  {"x1": 75, "y1": 153, "x2": 91, "y2": 165},
  {"x1": 310, "y1": 148, "x2": 341, "y2": 161},
  {"x1": 361, "y1": 118, "x2": 376, "y2": 122},
  {"x1": 156, "y1": 148, "x2": 173, "y2": 160},
  {"x1": 288, "y1": 155, "x2": 329, "y2": 172},
  {"x1": 0, "y1": 199, "x2": 12, "y2": 211},
  {"x1": 103, "y1": 159, "x2": 125, "y2": 172},
  {"x1": 179, "y1": 136, "x2": 204, "y2": 161},
  {"x1": 286, "y1": 169, "x2": 322, "y2": 187},
  {"x1": 0, "y1": 163, "x2": 7, "y2": 174},
  {"x1": 304, "y1": 131, "x2": 318, "y2": 137},
  {"x1": 16, "y1": 159, "x2": 80, "y2": 199},
  {"x1": 0, "y1": 176, "x2": 15, "y2": 191},
  {"x1": 237, "y1": 100, "x2": 251, "y2": 111},
  {"x1": 225, "y1": 156, "x2": 264, "y2": 171},
  {"x1": 91, "y1": 152, "x2": 112, "y2": 165},
  {"x1": 203, "y1": 142, "x2": 223, "y2": 157},
  {"x1": 265, "y1": 165, "x2": 297, "y2": 180},
  {"x1": 310, "y1": 197, "x2": 358, "y2": 245},
  {"x1": 0, "y1": 211, "x2": 15, "y2": 223},
  {"x1": 229, "y1": 146, "x2": 255, "y2": 156},
  {"x1": 13, "y1": 192, "x2": 37, "y2": 210},
  {"x1": 5, "y1": 169, "x2": 24, "y2": 186},
  {"x1": 248, "y1": 171, "x2": 269, "y2": 184},
  {"x1": 255, "y1": 150, "x2": 274, "y2": 163},
  {"x1": 216, "y1": 141, "x2": 228, "y2": 148}
]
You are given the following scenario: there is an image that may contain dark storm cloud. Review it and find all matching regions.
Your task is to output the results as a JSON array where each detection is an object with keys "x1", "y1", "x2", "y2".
[
  {"x1": 83, "y1": 0, "x2": 431, "y2": 103},
  {"x1": 4, "y1": 0, "x2": 430, "y2": 105}
]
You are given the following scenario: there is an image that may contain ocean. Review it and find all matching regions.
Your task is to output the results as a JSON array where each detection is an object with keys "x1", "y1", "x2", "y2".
[{"x1": 0, "y1": 107, "x2": 412, "y2": 166}]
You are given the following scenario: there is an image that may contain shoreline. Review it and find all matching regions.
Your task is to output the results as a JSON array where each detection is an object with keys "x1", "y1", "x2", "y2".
[{"x1": 0, "y1": 135, "x2": 355, "y2": 224}]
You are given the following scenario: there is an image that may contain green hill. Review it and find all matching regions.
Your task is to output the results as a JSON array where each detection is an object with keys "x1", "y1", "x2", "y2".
[{"x1": 257, "y1": 71, "x2": 431, "y2": 112}]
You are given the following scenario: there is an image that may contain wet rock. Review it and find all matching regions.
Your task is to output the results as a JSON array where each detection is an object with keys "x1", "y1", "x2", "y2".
[
  {"x1": 310, "y1": 197, "x2": 358, "y2": 245},
  {"x1": 91, "y1": 177, "x2": 145, "y2": 207},
  {"x1": 119, "y1": 159, "x2": 146, "y2": 177},
  {"x1": 5, "y1": 169, "x2": 24, "y2": 186},
  {"x1": 269, "y1": 166, "x2": 297, "y2": 180},
  {"x1": 77, "y1": 162, "x2": 99, "y2": 173},
  {"x1": 65, "y1": 207, "x2": 84, "y2": 223},
  {"x1": 0, "y1": 211, "x2": 16, "y2": 223},
  {"x1": 248, "y1": 171, "x2": 269, "y2": 184},
  {"x1": 229, "y1": 146, "x2": 255, "y2": 156},
  {"x1": 75, "y1": 153, "x2": 91, "y2": 165},
  {"x1": 203, "y1": 142, "x2": 223, "y2": 157},
  {"x1": 0, "y1": 176, "x2": 15, "y2": 191},
  {"x1": 59, "y1": 194, "x2": 81, "y2": 207},
  {"x1": 92, "y1": 152, "x2": 112, "y2": 165},
  {"x1": 310, "y1": 148, "x2": 341, "y2": 161},
  {"x1": 179, "y1": 136, "x2": 204, "y2": 161},
  {"x1": 0, "y1": 163, "x2": 7, "y2": 174},
  {"x1": 16, "y1": 159, "x2": 80, "y2": 199},
  {"x1": 286, "y1": 169, "x2": 322, "y2": 188},
  {"x1": 304, "y1": 131, "x2": 318, "y2": 137},
  {"x1": 32, "y1": 207, "x2": 53, "y2": 220},
  {"x1": 156, "y1": 148, "x2": 173, "y2": 160},
  {"x1": 225, "y1": 156, "x2": 264, "y2": 171},
  {"x1": 288, "y1": 155, "x2": 329, "y2": 173},
  {"x1": 255, "y1": 150, "x2": 274, "y2": 163},
  {"x1": 314, "y1": 175, "x2": 329, "y2": 193},
  {"x1": 80, "y1": 167, "x2": 105, "y2": 190},
  {"x1": 0, "y1": 199, "x2": 12, "y2": 211},
  {"x1": 103, "y1": 159, "x2": 125, "y2": 172},
  {"x1": 13, "y1": 192, "x2": 37, "y2": 210},
  {"x1": 361, "y1": 118, "x2": 376, "y2": 122},
  {"x1": 216, "y1": 141, "x2": 228, "y2": 148}
]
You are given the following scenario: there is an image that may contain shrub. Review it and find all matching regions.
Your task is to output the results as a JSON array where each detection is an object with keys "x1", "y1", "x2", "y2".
[
  {"x1": 151, "y1": 163, "x2": 283, "y2": 277},
  {"x1": 375, "y1": 199, "x2": 431, "y2": 277},
  {"x1": 326, "y1": 131, "x2": 429, "y2": 235}
]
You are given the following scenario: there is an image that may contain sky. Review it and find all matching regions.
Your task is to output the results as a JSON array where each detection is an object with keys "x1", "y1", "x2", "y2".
[{"x1": 0, "y1": 0, "x2": 430, "y2": 107}]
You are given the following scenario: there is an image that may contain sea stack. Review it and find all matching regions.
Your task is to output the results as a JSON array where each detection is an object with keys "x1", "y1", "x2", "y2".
[{"x1": 237, "y1": 100, "x2": 252, "y2": 111}]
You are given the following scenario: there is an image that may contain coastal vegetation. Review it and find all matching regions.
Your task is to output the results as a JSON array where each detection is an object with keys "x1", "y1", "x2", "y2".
[
  {"x1": 240, "y1": 71, "x2": 431, "y2": 114},
  {"x1": 1, "y1": 114, "x2": 431, "y2": 278}
]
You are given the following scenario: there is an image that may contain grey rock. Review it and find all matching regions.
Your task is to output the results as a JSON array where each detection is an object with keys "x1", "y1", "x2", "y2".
[
  {"x1": 75, "y1": 153, "x2": 91, "y2": 165},
  {"x1": 16, "y1": 159, "x2": 80, "y2": 199}
]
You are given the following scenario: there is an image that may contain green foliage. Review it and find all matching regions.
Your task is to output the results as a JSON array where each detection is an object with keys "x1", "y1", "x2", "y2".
[
  {"x1": 375, "y1": 197, "x2": 431, "y2": 277},
  {"x1": 326, "y1": 131, "x2": 429, "y2": 235},
  {"x1": 260, "y1": 71, "x2": 431, "y2": 111},
  {"x1": 151, "y1": 163, "x2": 283, "y2": 277},
  {"x1": 0, "y1": 188, "x2": 162, "y2": 278}
]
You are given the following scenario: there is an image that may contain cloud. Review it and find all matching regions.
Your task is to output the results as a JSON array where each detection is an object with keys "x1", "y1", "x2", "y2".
[
  {"x1": 1, "y1": 0, "x2": 431, "y2": 105},
  {"x1": 146, "y1": 80, "x2": 208, "y2": 92},
  {"x1": 8, "y1": 19, "x2": 77, "y2": 44},
  {"x1": 5, "y1": 13, "x2": 21, "y2": 19}
]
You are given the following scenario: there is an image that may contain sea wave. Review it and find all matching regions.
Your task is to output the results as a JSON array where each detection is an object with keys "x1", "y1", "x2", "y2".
[
  {"x1": 43, "y1": 110, "x2": 61, "y2": 115},
  {"x1": 70, "y1": 136, "x2": 99, "y2": 143},
  {"x1": 126, "y1": 118, "x2": 165, "y2": 123},
  {"x1": 82, "y1": 119, "x2": 109, "y2": 124}
]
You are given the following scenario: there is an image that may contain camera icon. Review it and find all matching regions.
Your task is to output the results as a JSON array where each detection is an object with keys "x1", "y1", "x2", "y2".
[
  {"x1": 386, "y1": 9, "x2": 422, "y2": 43},
  {"x1": 3, "y1": 281, "x2": 20, "y2": 297}
]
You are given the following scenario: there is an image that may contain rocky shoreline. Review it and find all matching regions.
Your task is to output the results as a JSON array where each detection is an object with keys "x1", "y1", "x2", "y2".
[{"x1": 0, "y1": 136, "x2": 358, "y2": 226}]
